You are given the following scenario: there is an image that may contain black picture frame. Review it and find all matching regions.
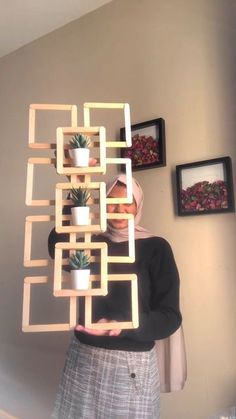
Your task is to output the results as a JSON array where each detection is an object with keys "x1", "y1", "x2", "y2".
[
  {"x1": 176, "y1": 156, "x2": 235, "y2": 216},
  {"x1": 120, "y1": 118, "x2": 166, "y2": 171}
]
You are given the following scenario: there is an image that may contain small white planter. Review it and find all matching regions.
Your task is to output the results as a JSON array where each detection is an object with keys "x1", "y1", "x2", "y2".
[
  {"x1": 71, "y1": 269, "x2": 90, "y2": 290},
  {"x1": 71, "y1": 206, "x2": 90, "y2": 225},
  {"x1": 70, "y1": 148, "x2": 90, "y2": 167}
]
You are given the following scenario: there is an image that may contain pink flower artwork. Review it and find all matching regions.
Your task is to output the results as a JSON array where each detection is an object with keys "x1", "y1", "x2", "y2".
[
  {"x1": 123, "y1": 134, "x2": 159, "y2": 166},
  {"x1": 180, "y1": 180, "x2": 228, "y2": 212}
]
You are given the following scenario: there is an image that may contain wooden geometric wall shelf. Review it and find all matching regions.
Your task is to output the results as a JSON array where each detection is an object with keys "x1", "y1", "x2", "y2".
[
  {"x1": 55, "y1": 182, "x2": 107, "y2": 233},
  {"x1": 26, "y1": 157, "x2": 56, "y2": 206},
  {"x1": 53, "y1": 242, "x2": 108, "y2": 297},
  {"x1": 23, "y1": 102, "x2": 139, "y2": 333},
  {"x1": 29, "y1": 103, "x2": 77, "y2": 149},
  {"x1": 22, "y1": 276, "x2": 77, "y2": 332},
  {"x1": 56, "y1": 126, "x2": 106, "y2": 175},
  {"x1": 84, "y1": 274, "x2": 139, "y2": 330},
  {"x1": 24, "y1": 215, "x2": 55, "y2": 267},
  {"x1": 83, "y1": 102, "x2": 131, "y2": 147}
]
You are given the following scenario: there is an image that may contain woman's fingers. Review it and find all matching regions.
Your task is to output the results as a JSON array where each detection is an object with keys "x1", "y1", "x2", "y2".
[
  {"x1": 75, "y1": 319, "x2": 121, "y2": 337},
  {"x1": 108, "y1": 320, "x2": 121, "y2": 336},
  {"x1": 75, "y1": 319, "x2": 108, "y2": 336},
  {"x1": 89, "y1": 158, "x2": 97, "y2": 166},
  {"x1": 108, "y1": 329, "x2": 122, "y2": 336},
  {"x1": 75, "y1": 324, "x2": 107, "y2": 336},
  {"x1": 74, "y1": 158, "x2": 98, "y2": 182}
]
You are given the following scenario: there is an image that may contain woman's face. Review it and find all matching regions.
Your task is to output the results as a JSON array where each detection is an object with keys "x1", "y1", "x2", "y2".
[{"x1": 107, "y1": 183, "x2": 137, "y2": 229}]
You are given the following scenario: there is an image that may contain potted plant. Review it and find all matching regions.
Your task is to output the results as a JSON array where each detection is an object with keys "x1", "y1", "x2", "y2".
[
  {"x1": 70, "y1": 187, "x2": 90, "y2": 225},
  {"x1": 69, "y1": 250, "x2": 90, "y2": 290},
  {"x1": 69, "y1": 133, "x2": 90, "y2": 167}
]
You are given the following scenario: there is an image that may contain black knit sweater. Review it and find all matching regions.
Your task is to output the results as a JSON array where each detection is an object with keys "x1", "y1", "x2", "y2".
[{"x1": 48, "y1": 231, "x2": 182, "y2": 351}]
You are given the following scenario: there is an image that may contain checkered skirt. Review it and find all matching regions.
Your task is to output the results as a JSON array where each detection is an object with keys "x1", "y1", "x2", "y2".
[{"x1": 52, "y1": 337, "x2": 160, "y2": 419}]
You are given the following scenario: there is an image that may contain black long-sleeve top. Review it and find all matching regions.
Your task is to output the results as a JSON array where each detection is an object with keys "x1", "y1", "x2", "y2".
[{"x1": 48, "y1": 229, "x2": 182, "y2": 351}]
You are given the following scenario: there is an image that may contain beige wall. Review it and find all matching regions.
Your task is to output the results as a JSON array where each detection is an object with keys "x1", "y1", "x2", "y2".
[{"x1": 0, "y1": 0, "x2": 236, "y2": 418}]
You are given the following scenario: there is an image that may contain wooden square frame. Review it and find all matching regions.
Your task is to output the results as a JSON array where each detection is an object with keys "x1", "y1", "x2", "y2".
[
  {"x1": 22, "y1": 276, "x2": 77, "y2": 332},
  {"x1": 83, "y1": 102, "x2": 131, "y2": 147},
  {"x1": 24, "y1": 215, "x2": 55, "y2": 267},
  {"x1": 84, "y1": 274, "x2": 139, "y2": 330},
  {"x1": 26, "y1": 157, "x2": 56, "y2": 206},
  {"x1": 55, "y1": 182, "x2": 106, "y2": 233},
  {"x1": 56, "y1": 127, "x2": 106, "y2": 175},
  {"x1": 106, "y1": 158, "x2": 133, "y2": 204},
  {"x1": 54, "y1": 242, "x2": 108, "y2": 297},
  {"x1": 28, "y1": 103, "x2": 77, "y2": 149},
  {"x1": 106, "y1": 214, "x2": 135, "y2": 263}
]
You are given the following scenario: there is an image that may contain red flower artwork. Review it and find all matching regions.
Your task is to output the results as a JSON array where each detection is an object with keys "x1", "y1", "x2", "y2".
[
  {"x1": 180, "y1": 180, "x2": 228, "y2": 212},
  {"x1": 123, "y1": 134, "x2": 159, "y2": 166}
]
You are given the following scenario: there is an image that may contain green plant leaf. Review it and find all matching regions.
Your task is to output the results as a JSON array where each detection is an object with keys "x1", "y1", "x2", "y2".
[
  {"x1": 69, "y1": 250, "x2": 90, "y2": 270},
  {"x1": 71, "y1": 187, "x2": 90, "y2": 207},
  {"x1": 69, "y1": 133, "x2": 90, "y2": 149}
]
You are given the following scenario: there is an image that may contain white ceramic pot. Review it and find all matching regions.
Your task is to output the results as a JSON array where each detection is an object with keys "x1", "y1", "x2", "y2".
[
  {"x1": 71, "y1": 269, "x2": 90, "y2": 290},
  {"x1": 70, "y1": 148, "x2": 90, "y2": 167},
  {"x1": 71, "y1": 206, "x2": 90, "y2": 225}
]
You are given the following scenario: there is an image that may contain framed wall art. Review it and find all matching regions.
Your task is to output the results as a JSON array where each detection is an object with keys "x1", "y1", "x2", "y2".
[
  {"x1": 120, "y1": 118, "x2": 166, "y2": 171},
  {"x1": 176, "y1": 156, "x2": 235, "y2": 216}
]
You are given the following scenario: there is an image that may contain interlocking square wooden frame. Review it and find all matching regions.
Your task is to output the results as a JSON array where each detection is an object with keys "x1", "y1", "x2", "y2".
[
  {"x1": 83, "y1": 102, "x2": 131, "y2": 147},
  {"x1": 24, "y1": 215, "x2": 55, "y2": 267},
  {"x1": 28, "y1": 103, "x2": 77, "y2": 149},
  {"x1": 106, "y1": 214, "x2": 135, "y2": 263},
  {"x1": 54, "y1": 242, "x2": 108, "y2": 297},
  {"x1": 22, "y1": 276, "x2": 77, "y2": 332},
  {"x1": 56, "y1": 127, "x2": 106, "y2": 175},
  {"x1": 23, "y1": 102, "x2": 139, "y2": 333},
  {"x1": 84, "y1": 274, "x2": 139, "y2": 330},
  {"x1": 106, "y1": 158, "x2": 133, "y2": 204},
  {"x1": 26, "y1": 157, "x2": 56, "y2": 206},
  {"x1": 55, "y1": 182, "x2": 107, "y2": 233},
  {"x1": 25, "y1": 155, "x2": 131, "y2": 208}
]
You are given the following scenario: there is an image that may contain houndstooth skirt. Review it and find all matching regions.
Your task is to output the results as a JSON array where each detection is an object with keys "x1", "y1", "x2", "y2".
[{"x1": 52, "y1": 337, "x2": 160, "y2": 419}]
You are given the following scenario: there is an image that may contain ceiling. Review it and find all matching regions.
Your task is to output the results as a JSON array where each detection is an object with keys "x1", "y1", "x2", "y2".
[{"x1": 0, "y1": 0, "x2": 113, "y2": 58}]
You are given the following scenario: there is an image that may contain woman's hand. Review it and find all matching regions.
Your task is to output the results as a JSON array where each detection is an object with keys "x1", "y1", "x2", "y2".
[
  {"x1": 71, "y1": 158, "x2": 97, "y2": 182},
  {"x1": 75, "y1": 318, "x2": 121, "y2": 337},
  {"x1": 88, "y1": 157, "x2": 97, "y2": 167}
]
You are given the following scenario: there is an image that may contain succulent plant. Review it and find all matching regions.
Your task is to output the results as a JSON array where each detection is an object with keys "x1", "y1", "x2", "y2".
[
  {"x1": 69, "y1": 250, "x2": 90, "y2": 270},
  {"x1": 71, "y1": 187, "x2": 90, "y2": 207},
  {"x1": 69, "y1": 133, "x2": 90, "y2": 149}
]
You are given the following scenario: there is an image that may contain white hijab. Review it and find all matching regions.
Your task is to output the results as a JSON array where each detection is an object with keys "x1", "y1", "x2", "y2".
[
  {"x1": 103, "y1": 173, "x2": 187, "y2": 392},
  {"x1": 104, "y1": 173, "x2": 154, "y2": 242}
]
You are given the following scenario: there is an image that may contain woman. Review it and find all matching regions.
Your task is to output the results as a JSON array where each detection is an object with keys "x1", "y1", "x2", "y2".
[{"x1": 49, "y1": 174, "x2": 182, "y2": 418}]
